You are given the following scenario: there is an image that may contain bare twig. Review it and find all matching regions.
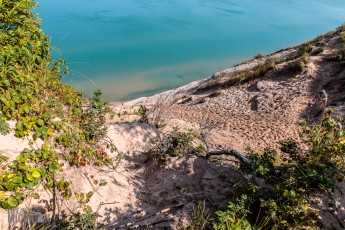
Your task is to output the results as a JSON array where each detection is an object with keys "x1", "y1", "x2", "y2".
[
  {"x1": 82, "y1": 171, "x2": 104, "y2": 198},
  {"x1": 95, "y1": 201, "x2": 119, "y2": 214},
  {"x1": 200, "y1": 129, "x2": 210, "y2": 152}
]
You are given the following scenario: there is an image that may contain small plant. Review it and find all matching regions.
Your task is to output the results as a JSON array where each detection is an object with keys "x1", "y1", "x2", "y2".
[
  {"x1": 288, "y1": 51, "x2": 310, "y2": 71},
  {"x1": 0, "y1": 154, "x2": 8, "y2": 165},
  {"x1": 331, "y1": 31, "x2": 345, "y2": 61},
  {"x1": 82, "y1": 89, "x2": 111, "y2": 142},
  {"x1": 254, "y1": 53, "x2": 265, "y2": 59},
  {"x1": 332, "y1": 49, "x2": 345, "y2": 61},
  {"x1": 310, "y1": 47, "x2": 324, "y2": 56},
  {"x1": 182, "y1": 202, "x2": 210, "y2": 230},
  {"x1": 213, "y1": 194, "x2": 253, "y2": 230},
  {"x1": 137, "y1": 105, "x2": 149, "y2": 123},
  {"x1": 147, "y1": 127, "x2": 197, "y2": 165},
  {"x1": 59, "y1": 211, "x2": 98, "y2": 230}
]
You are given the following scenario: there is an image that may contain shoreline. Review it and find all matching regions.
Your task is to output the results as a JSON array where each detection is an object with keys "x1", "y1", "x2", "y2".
[{"x1": 108, "y1": 29, "x2": 336, "y2": 106}]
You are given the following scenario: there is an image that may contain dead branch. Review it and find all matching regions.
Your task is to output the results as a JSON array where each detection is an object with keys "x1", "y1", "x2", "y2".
[
  {"x1": 200, "y1": 129, "x2": 210, "y2": 152},
  {"x1": 109, "y1": 203, "x2": 188, "y2": 229},
  {"x1": 200, "y1": 129, "x2": 255, "y2": 170},
  {"x1": 131, "y1": 217, "x2": 174, "y2": 229},
  {"x1": 206, "y1": 150, "x2": 256, "y2": 170}
]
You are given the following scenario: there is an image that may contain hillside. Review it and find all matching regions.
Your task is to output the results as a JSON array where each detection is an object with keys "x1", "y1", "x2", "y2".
[
  {"x1": 0, "y1": 1, "x2": 345, "y2": 228},
  {"x1": 114, "y1": 28, "x2": 345, "y2": 152},
  {"x1": 107, "y1": 26, "x2": 345, "y2": 229}
]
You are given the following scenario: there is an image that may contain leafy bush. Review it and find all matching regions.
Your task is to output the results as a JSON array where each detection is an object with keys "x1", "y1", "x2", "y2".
[
  {"x1": 147, "y1": 127, "x2": 200, "y2": 165},
  {"x1": 214, "y1": 110, "x2": 345, "y2": 229},
  {"x1": 254, "y1": 53, "x2": 265, "y2": 59},
  {"x1": 58, "y1": 211, "x2": 98, "y2": 230},
  {"x1": 137, "y1": 105, "x2": 149, "y2": 123},
  {"x1": 82, "y1": 89, "x2": 111, "y2": 142},
  {"x1": 0, "y1": 0, "x2": 114, "y2": 222},
  {"x1": 213, "y1": 194, "x2": 253, "y2": 230}
]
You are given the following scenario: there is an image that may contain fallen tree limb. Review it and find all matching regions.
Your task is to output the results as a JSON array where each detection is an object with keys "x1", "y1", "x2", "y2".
[
  {"x1": 200, "y1": 129, "x2": 255, "y2": 170},
  {"x1": 131, "y1": 217, "x2": 174, "y2": 229},
  {"x1": 206, "y1": 150, "x2": 256, "y2": 170},
  {"x1": 109, "y1": 203, "x2": 188, "y2": 229}
]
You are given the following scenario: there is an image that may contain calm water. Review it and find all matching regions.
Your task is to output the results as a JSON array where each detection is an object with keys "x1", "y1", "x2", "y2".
[{"x1": 38, "y1": 0, "x2": 345, "y2": 100}]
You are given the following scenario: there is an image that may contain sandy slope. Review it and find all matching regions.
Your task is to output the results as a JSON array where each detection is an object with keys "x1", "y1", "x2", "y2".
[
  {"x1": 113, "y1": 31, "x2": 345, "y2": 153},
  {"x1": 1, "y1": 29, "x2": 345, "y2": 229}
]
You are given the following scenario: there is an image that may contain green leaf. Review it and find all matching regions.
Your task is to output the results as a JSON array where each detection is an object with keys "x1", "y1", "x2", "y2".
[
  {"x1": 1, "y1": 201, "x2": 11, "y2": 209},
  {"x1": 32, "y1": 170, "x2": 41, "y2": 178},
  {"x1": 86, "y1": 191, "x2": 94, "y2": 199},
  {"x1": 26, "y1": 174, "x2": 34, "y2": 182},
  {"x1": 36, "y1": 119, "x2": 44, "y2": 127},
  {"x1": 16, "y1": 121, "x2": 23, "y2": 130},
  {"x1": 25, "y1": 182, "x2": 34, "y2": 189},
  {"x1": 49, "y1": 164, "x2": 59, "y2": 173},
  {"x1": 0, "y1": 96, "x2": 7, "y2": 104},
  {"x1": 283, "y1": 190, "x2": 289, "y2": 198},
  {"x1": 31, "y1": 193, "x2": 40, "y2": 199},
  {"x1": 7, "y1": 197, "x2": 19, "y2": 208},
  {"x1": 12, "y1": 176, "x2": 22, "y2": 184}
]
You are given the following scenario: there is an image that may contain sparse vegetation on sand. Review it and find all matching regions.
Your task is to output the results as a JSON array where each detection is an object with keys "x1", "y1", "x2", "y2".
[{"x1": 1, "y1": 0, "x2": 345, "y2": 229}]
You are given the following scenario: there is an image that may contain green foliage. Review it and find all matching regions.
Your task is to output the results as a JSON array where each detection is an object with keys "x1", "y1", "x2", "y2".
[
  {"x1": 182, "y1": 202, "x2": 210, "y2": 230},
  {"x1": 215, "y1": 110, "x2": 344, "y2": 229},
  {"x1": 197, "y1": 59, "x2": 276, "y2": 91},
  {"x1": 332, "y1": 29, "x2": 345, "y2": 61},
  {"x1": 148, "y1": 127, "x2": 199, "y2": 165},
  {"x1": 0, "y1": 146, "x2": 61, "y2": 209},
  {"x1": 287, "y1": 45, "x2": 311, "y2": 71},
  {"x1": 59, "y1": 211, "x2": 98, "y2": 230},
  {"x1": 137, "y1": 105, "x2": 149, "y2": 123},
  {"x1": 82, "y1": 89, "x2": 110, "y2": 142},
  {"x1": 254, "y1": 54, "x2": 265, "y2": 59},
  {"x1": 0, "y1": 0, "x2": 113, "y2": 221},
  {"x1": 0, "y1": 115, "x2": 10, "y2": 135},
  {"x1": 213, "y1": 195, "x2": 253, "y2": 230}
]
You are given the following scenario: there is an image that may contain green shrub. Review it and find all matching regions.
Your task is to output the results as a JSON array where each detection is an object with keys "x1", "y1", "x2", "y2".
[
  {"x1": 214, "y1": 110, "x2": 344, "y2": 229},
  {"x1": 58, "y1": 211, "x2": 98, "y2": 230},
  {"x1": 147, "y1": 127, "x2": 199, "y2": 165},
  {"x1": 137, "y1": 105, "x2": 149, "y2": 123},
  {"x1": 254, "y1": 54, "x2": 265, "y2": 59},
  {"x1": 213, "y1": 194, "x2": 254, "y2": 230},
  {"x1": 288, "y1": 50, "x2": 310, "y2": 71},
  {"x1": 0, "y1": 1, "x2": 114, "y2": 224},
  {"x1": 82, "y1": 89, "x2": 110, "y2": 142}
]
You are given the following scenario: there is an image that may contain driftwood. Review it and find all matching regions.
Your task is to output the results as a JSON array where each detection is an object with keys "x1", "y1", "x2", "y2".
[
  {"x1": 130, "y1": 217, "x2": 174, "y2": 229},
  {"x1": 200, "y1": 129, "x2": 256, "y2": 170},
  {"x1": 109, "y1": 203, "x2": 188, "y2": 229},
  {"x1": 206, "y1": 150, "x2": 256, "y2": 170}
]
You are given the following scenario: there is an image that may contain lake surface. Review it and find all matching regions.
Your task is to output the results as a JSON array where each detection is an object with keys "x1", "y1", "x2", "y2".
[{"x1": 38, "y1": 0, "x2": 345, "y2": 100}]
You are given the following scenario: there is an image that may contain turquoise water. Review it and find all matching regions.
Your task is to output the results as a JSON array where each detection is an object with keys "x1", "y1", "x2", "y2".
[{"x1": 38, "y1": 0, "x2": 345, "y2": 100}]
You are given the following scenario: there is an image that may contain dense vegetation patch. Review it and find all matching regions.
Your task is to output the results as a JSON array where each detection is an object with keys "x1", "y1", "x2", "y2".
[
  {"x1": 185, "y1": 110, "x2": 344, "y2": 229},
  {"x1": 0, "y1": 1, "x2": 114, "y2": 225}
]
